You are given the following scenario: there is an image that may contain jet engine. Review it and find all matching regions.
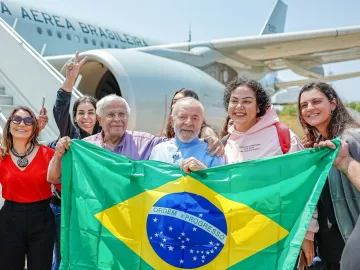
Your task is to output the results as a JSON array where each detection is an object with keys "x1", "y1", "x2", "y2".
[{"x1": 52, "y1": 49, "x2": 227, "y2": 134}]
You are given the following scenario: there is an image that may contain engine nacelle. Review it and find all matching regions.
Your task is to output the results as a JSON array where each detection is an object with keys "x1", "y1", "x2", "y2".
[{"x1": 57, "y1": 49, "x2": 227, "y2": 134}]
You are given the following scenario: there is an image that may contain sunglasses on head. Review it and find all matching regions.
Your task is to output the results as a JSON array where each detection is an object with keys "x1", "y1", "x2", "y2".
[{"x1": 11, "y1": 115, "x2": 35, "y2": 126}]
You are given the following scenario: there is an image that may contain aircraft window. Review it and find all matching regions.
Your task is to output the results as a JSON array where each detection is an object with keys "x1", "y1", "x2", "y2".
[
  {"x1": 75, "y1": 35, "x2": 80, "y2": 43},
  {"x1": 84, "y1": 37, "x2": 88, "y2": 44},
  {"x1": 114, "y1": 44, "x2": 119, "y2": 48},
  {"x1": 92, "y1": 39, "x2": 96, "y2": 46},
  {"x1": 100, "y1": 41, "x2": 104, "y2": 48},
  {"x1": 66, "y1": 33, "x2": 71, "y2": 40},
  {"x1": 108, "y1": 43, "x2": 112, "y2": 48},
  {"x1": 37, "y1": 27, "x2": 43, "y2": 35},
  {"x1": 47, "y1": 29, "x2": 53, "y2": 37},
  {"x1": 57, "y1": 31, "x2": 62, "y2": 39},
  {"x1": 223, "y1": 70, "x2": 229, "y2": 83}
]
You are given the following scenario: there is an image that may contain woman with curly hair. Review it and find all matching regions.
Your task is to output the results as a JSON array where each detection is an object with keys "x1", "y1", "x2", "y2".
[
  {"x1": 223, "y1": 77, "x2": 303, "y2": 162},
  {"x1": 222, "y1": 77, "x2": 316, "y2": 268}
]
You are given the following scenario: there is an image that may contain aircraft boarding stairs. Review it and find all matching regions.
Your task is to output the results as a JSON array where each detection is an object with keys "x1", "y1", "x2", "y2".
[
  {"x1": 0, "y1": 17, "x2": 85, "y2": 210},
  {"x1": 0, "y1": 83, "x2": 16, "y2": 127},
  {"x1": 0, "y1": 17, "x2": 83, "y2": 142}
]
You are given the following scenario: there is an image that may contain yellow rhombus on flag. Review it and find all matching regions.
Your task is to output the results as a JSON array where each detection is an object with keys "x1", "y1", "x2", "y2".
[{"x1": 95, "y1": 176, "x2": 289, "y2": 269}]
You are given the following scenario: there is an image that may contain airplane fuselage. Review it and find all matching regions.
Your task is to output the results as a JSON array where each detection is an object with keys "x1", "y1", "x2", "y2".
[{"x1": 0, "y1": 0, "x2": 159, "y2": 56}]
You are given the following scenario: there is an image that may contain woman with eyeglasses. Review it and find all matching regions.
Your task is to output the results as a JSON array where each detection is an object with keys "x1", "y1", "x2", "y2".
[{"x1": 0, "y1": 106, "x2": 55, "y2": 270}]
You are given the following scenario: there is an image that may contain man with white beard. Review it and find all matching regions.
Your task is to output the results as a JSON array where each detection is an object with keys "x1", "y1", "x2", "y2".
[{"x1": 149, "y1": 97, "x2": 225, "y2": 173}]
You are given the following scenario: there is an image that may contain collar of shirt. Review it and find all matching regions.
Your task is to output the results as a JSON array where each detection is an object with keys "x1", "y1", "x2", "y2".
[
  {"x1": 100, "y1": 130, "x2": 128, "y2": 152},
  {"x1": 174, "y1": 137, "x2": 200, "y2": 149}
]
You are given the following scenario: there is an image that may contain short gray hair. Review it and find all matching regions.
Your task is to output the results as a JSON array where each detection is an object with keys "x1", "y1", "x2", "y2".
[
  {"x1": 171, "y1": 97, "x2": 204, "y2": 117},
  {"x1": 96, "y1": 94, "x2": 131, "y2": 117}
]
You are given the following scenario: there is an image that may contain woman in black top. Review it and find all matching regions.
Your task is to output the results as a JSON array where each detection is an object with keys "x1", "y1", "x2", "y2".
[
  {"x1": 49, "y1": 52, "x2": 101, "y2": 270},
  {"x1": 298, "y1": 82, "x2": 360, "y2": 270}
]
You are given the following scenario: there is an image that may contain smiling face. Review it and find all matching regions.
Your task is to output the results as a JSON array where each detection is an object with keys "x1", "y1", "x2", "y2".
[
  {"x1": 227, "y1": 86, "x2": 258, "y2": 132},
  {"x1": 9, "y1": 109, "x2": 35, "y2": 140},
  {"x1": 75, "y1": 102, "x2": 96, "y2": 134},
  {"x1": 173, "y1": 102, "x2": 204, "y2": 143},
  {"x1": 299, "y1": 88, "x2": 336, "y2": 131},
  {"x1": 98, "y1": 100, "x2": 128, "y2": 138}
]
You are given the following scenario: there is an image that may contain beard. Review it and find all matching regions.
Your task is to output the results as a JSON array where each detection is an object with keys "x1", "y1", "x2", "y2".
[{"x1": 174, "y1": 126, "x2": 199, "y2": 143}]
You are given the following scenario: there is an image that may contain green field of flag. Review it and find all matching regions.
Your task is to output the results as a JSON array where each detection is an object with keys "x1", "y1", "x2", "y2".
[{"x1": 60, "y1": 139, "x2": 339, "y2": 270}]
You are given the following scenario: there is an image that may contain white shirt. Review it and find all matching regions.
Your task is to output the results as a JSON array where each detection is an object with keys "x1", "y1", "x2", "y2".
[
  {"x1": 149, "y1": 139, "x2": 180, "y2": 164},
  {"x1": 149, "y1": 138, "x2": 225, "y2": 168}
]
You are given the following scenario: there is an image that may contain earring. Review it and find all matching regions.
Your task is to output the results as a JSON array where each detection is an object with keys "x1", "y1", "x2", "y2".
[{"x1": 257, "y1": 109, "x2": 260, "y2": 113}]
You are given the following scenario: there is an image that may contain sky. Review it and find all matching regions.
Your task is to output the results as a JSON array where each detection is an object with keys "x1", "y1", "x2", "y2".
[{"x1": 22, "y1": 0, "x2": 360, "y2": 101}]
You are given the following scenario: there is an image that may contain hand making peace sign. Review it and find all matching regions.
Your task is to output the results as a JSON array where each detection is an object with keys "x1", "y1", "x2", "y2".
[{"x1": 62, "y1": 51, "x2": 88, "y2": 92}]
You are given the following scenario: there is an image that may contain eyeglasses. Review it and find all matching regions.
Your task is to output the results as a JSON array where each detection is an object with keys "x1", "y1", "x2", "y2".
[
  {"x1": 11, "y1": 116, "x2": 35, "y2": 126},
  {"x1": 105, "y1": 112, "x2": 128, "y2": 120}
]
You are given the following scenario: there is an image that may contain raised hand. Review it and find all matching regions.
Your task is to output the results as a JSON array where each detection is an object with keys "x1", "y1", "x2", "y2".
[
  {"x1": 62, "y1": 51, "x2": 88, "y2": 92},
  {"x1": 37, "y1": 107, "x2": 48, "y2": 132}
]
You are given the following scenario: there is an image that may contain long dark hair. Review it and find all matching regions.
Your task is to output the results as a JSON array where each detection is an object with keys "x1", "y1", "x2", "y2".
[
  {"x1": 72, "y1": 95, "x2": 101, "y2": 138},
  {"x1": 219, "y1": 115, "x2": 231, "y2": 139},
  {"x1": 298, "y1": 82, "x2": 360, "y2": 143},
  {"x1": 1, "y1": 106, "x2": 39, "y2": 159},
  {"x1": 165, "y1": 88, "x2": 201, "y2": 138}
]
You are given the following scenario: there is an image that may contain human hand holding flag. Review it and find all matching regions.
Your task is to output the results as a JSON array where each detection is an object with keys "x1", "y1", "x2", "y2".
[{"x1": 60, "y1": 139, "x2": 340, "y2": 270}]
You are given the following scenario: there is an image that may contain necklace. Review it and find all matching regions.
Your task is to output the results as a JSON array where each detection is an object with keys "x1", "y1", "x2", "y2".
[{"x1": 11, "y1": 144, "x2": 35, "y2": 168}]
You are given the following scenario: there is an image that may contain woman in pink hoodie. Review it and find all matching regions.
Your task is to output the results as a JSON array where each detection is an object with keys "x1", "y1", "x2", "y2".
[
  {"x1": 223, "y1": 77, "x2": 303, "y2": 162},
  {"x1": 223, "y1": 77, "x2": 317, "y2": 268}
]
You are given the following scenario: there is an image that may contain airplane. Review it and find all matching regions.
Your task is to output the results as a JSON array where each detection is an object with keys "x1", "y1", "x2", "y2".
[{"x1": 1, "y1": 0, "x2": 360, "y2": 135}]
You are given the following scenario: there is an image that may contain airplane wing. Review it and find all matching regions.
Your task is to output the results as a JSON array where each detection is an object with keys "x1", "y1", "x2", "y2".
[{"x1": 134, "y1": 25, "x2": 360, "y2": 86}]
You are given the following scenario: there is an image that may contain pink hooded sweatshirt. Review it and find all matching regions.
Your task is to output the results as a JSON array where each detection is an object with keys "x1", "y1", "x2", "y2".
[{"x1": 224, "y1": 106, "x2": 318, "y2": 240}]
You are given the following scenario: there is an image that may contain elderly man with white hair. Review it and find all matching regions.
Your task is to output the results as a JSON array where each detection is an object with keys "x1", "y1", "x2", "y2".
[
  {"x1": 82, "y1": 94, "x2": 166, "y2": 160},
  {"x1": 48, "y1": 94, "x2": 223, "y2": 183},
  {"x1": 149, "y1": 97, "x2": 225, "y2": 173}
]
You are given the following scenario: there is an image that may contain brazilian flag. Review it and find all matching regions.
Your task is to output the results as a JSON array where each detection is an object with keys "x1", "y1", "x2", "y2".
[{"x1": 60, "y1": 139, "x2": 339, "y2": 270}]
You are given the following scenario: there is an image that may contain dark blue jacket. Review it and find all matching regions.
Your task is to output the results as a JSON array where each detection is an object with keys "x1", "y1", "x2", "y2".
[{"x1": 48, "y1": 89, "x2": 101, "y2": 149}]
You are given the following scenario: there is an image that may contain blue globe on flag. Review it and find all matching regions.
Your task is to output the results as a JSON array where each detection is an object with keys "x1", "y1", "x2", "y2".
[{"x1": 146, "y1": 192, "x2": 227, "y2": 268}]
